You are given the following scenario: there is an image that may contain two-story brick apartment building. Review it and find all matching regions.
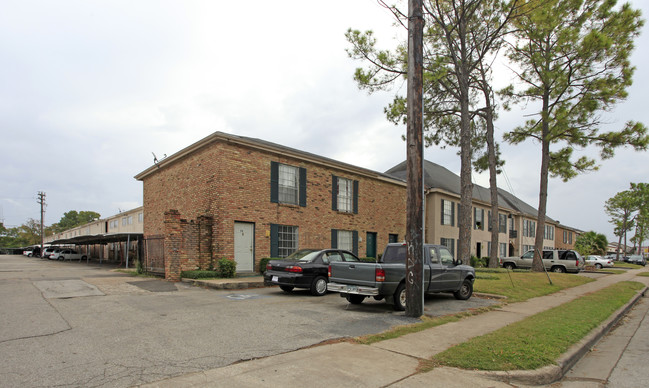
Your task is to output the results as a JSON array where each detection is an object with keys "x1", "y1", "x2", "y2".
[
  {"x1": 134, "y1": 132, "x2": 407, "y2": 275},
  {"x1": 135, "y1": 131, "x2": 568, "y2": 278},
  {"x1": 383, "y1": 161, "x2": 557, "y2": 260}
]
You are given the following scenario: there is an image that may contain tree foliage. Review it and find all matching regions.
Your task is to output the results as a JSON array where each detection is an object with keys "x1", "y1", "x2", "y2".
[
  {"x1": 51, "y1": 210, "x2": 101, "y2": 233},
  {"x1": 0, "y1": 210, "x2": 101, "y2": 248},
  {"x1": 630, "y1": 182, "x2": 649, "y2": 253},
  {"x1": 347, "y1": 0, "x2": 518, "y2": 261},
  {"x1": 574, "y1": 231, "x2": 608, "y2": 256},
  {"x1": 502, "y1": 0, "x2": 647, "y2": 270},
  {"x1": 0, "y1": 219, "x2": 41, "y2": 248},
  {"x1": 605, "y1": 183, "x2": 649, "y2": 257}
]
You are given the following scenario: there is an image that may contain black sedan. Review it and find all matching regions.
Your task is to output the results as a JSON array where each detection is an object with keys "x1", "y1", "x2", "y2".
[{"x1": 264, "y1": 249, "x2": 361, "y2": 296}]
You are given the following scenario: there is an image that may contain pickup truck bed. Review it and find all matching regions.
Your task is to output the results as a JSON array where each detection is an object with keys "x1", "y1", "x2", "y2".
[{"x1": 328, "y1": 243, "x2": 476, "y2": 311}]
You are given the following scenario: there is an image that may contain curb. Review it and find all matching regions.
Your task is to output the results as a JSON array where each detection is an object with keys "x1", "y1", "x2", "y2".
[
  {"x1": 181, "y1": 279, "x2": 266, "y2": 290},
  {"x1": 480, "y1": 286, "x2": 648, "y2": 386}
]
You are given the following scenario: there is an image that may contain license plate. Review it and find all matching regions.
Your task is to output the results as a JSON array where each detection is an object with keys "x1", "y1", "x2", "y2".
[
  {"x1": 345, "y1": 285, "x2": 358, "y2": 292},
  {"x1": 272, "y1": 276, "x2": 278, "y2": 282}
]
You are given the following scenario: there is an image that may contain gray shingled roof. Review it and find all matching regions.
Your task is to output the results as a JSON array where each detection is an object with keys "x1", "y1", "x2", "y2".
[{"x1": 385, "y1": 160, "x2": 553, "y2": 221}]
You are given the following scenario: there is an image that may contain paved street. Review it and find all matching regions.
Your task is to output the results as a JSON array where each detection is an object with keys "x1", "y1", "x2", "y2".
[
  {"x1": 557, "y1": 292, "x2": 649, "y2": 388},
  {"x1": 0, "y1": 254, "x2": 496, "y2": 387}
]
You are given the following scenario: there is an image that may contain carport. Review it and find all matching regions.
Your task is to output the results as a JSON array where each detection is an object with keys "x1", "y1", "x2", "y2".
[{"x1": 49, "y1": 233, "x2": 143, "y2": 268}]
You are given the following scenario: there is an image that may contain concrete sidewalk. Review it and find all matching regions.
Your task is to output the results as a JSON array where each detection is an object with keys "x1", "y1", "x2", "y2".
[{"x1": 140, "y1": 269, "x2": 648, "y2": 388}]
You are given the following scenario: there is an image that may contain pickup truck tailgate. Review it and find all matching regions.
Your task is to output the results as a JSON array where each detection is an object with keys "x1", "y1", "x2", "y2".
[{"x1": 329, "y1": 261, "x2": 378, "y2": 287}]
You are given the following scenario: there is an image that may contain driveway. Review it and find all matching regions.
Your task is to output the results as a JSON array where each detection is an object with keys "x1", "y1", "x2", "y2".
[{"x1": 0, "y1": 255, "x2": 497, "y2": 387}]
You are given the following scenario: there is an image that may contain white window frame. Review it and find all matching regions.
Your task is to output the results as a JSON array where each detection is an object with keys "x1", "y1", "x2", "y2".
[
  {"x1": 337, "y1": 177, "x2": 353, "y2": 213},
  {"x1": 337, "y1": 230, "x2": 353, "y2": 251},
  {"x1": 499, "y1": 214, "x2": 507, "y2": 234},
  {"x1": 442, "y1": 200, "x2": 454, "y2": 226},
  {"x1": 277, "y1": 225, "x2": 299, "y2": 258},
  {"x1": 278, "y1": 164, "x2": 299, "y2": 205}
]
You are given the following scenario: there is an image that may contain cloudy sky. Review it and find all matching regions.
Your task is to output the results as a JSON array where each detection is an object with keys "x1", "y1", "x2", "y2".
[{"x1": 1, "y1": 0, "x2": 648, "y2": 244}]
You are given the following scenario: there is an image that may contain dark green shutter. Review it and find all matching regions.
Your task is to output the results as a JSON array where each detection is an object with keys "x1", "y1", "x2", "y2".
[
  {"x1": 270, "y1": 224, "x2": 279, "y2": 257},
  {"x1": 440, "y1": 199, "x2": 444, "y2": 225},
  {"x1": 481, "y1": 209, "x2": 485, "y2": 230},
  {"x1": 270, "y1": 162, "x2": 279, "y2": 203},
  {"x1": 488, "y1": 211, "x2": 492, "y2": 231},
  {"x1": 451, "y1": 202, "x2": 455, "y2": 227},
  {"x1": 353, "y1": 180, "x2": 359, "y2": 214},
  {"x1": 332, "y1": 175, "x2": 338, "y2": 211},
  {"x1": 331, "y1": 229, "x2": 338, "y2": 249},
  {"x1": 352, "y1": 230, "x2": 358, "y2": 255},
  {"x1": 299, "y1": 167, "x2": 307, "y2": 207}
]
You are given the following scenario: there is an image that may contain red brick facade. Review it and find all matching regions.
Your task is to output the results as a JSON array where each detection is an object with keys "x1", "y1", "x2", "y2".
[{"x1": 138, "y1": 134, "x2": 407, "y2": 274}]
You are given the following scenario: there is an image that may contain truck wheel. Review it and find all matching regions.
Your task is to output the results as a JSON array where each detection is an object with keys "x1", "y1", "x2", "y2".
[
  {"x1": 551, "y1": 266, "x2": 566, "y2": 273},
  {"x1": 310, "y1": 276, "x2": 327, "y2": 296},
  {"x1": 393, "y1": 283, "x2": 406, "y2": 311},
  {"x1": 595, "y1": 263, "x2": 602, "y2": 269},
  {"x1": 454, "y1": 279, "x2": 473, "y2": 300},
  {"x1": 346, "y1": 294, "x2": 365, "y2": 305},
  {"x1": 504, "y1": 263, "x2": 515, "y2": 271},
  {"x1": 279, "y1": 285, "x2": 294, "y2": 293}
]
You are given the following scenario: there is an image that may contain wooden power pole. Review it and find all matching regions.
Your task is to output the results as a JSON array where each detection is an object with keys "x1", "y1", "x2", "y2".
[
  {"x1": 405, "y1": 0, "x2": 424, "y2": 318},
  {"x1": 37, "y1": 191, "x2": 45, "y2": 255}
]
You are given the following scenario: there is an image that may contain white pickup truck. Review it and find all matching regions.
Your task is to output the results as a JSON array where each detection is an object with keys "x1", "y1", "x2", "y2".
[{"x1": 500, "y1": 249, "x2": 584, "y2": 273}]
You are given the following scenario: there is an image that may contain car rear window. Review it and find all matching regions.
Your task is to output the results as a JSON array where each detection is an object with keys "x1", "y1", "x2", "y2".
[{"x1": 382, "y1": 245, "x2": 406, "y2": 263}]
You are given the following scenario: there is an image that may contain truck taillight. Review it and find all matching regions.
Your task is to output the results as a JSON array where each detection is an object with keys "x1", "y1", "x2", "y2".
[
  {"x1": 287, "y1": 266, "x2": 303, "y2": 273},
  {"x1": 266, "y1": 263, "x2": 272, "y2": 270},
  {"x1": 376, "y1": 268, "x2": 386, "y2": 282},
  {"x1": 328, "y1": 265, "x2": 331, "y2": 278}
]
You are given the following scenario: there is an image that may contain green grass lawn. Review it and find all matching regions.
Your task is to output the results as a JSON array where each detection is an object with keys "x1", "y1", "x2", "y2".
[
  {"x1": 432, "y1": 281, "x2": 644, "y2": 371},
  {"x1": 474, "y1": 269, "x2": 593, "y2": 302},
  {"x1": 355, "y1": 270, "x2": 594, "y2": 344}
]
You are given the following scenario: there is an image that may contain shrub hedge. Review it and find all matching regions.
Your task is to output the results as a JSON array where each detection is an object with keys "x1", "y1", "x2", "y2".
[{"x1": 217, "y1": 258, "x2": 236, "y2": 278}]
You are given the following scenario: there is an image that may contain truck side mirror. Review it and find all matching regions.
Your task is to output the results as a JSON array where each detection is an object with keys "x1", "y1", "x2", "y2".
[{"x1": 455, "y1": 259, "x2": 463, "y2": 265}]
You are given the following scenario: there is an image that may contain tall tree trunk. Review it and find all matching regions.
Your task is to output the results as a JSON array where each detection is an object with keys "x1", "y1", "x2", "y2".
[
  {"x1": 616, "y1": 233, "x2": 623, "y2": 260},
  {"x1": 405, "y1": 0, "x2": 424, "y2": 318},
  {"x1": 533, "y1": 93, "x2": 550, "y2": 272},
  {"x1": 482, "y1": 80, "x2": 499, "y2": 268},
  {"x1": 487, "y1": 131, "x2": 499, "y2": 267},
  {"x1": 457, "y1": 12, "x2": 473, "y2": 263}
]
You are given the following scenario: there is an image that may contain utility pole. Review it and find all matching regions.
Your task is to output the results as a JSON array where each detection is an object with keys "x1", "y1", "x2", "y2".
[
  {"x1": 37, "y1": 191, "x2": 46, "y2": 256},
  {"x1": 405, "y1": 0, "x2": 424, "y2": 318}
]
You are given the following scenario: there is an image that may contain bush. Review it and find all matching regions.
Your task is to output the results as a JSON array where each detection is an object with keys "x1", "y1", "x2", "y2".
[
  {"x1": 217, "y1": 258, "x2": 236, "y2": 278},
  {"x1": 470, "y1": 256, "x2": 490, "y2": 268}
]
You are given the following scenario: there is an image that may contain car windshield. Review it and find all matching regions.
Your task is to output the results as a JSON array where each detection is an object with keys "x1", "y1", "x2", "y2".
[{"x1": 283, "y1": 249, "x2": 320, "y2": 262}]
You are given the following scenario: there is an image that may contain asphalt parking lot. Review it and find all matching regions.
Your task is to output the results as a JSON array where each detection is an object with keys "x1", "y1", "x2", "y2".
[{"x1": 0, "y1": 254, "x2": 499, "y2": 387}]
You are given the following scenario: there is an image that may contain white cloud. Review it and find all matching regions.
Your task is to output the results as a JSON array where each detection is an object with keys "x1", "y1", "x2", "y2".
[{"x1": 0, "y1": 0, "x2": 647, "y2": 245}]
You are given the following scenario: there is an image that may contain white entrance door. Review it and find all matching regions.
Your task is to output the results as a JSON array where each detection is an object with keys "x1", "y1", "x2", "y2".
[{"x1": 234, "y1": 222, "x2": 254, "y2": 272}]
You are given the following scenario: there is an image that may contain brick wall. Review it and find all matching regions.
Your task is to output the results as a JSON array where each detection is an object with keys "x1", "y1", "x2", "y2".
[
  {"x1": 163, "y1": 210, "x2": 215, "y2": 280},
  {"x1": 143, "y1": 139, "x2": 407, "y2": 271}
]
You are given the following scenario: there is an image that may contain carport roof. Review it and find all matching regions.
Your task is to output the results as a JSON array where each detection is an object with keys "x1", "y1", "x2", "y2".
[{"x1": 49, "y1": 233, "x2": 143, "y2": 245}]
